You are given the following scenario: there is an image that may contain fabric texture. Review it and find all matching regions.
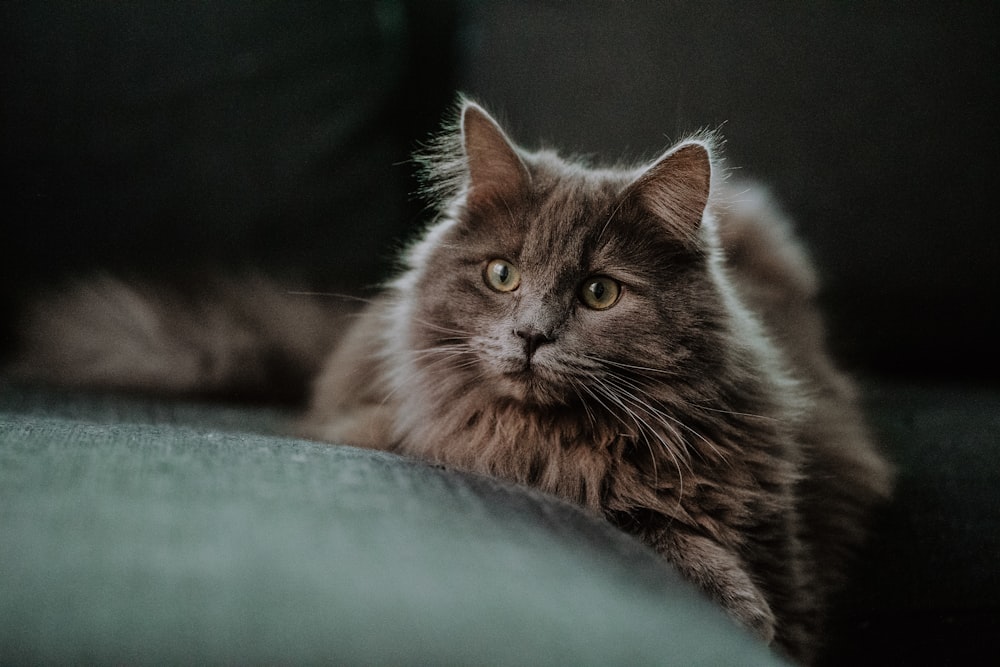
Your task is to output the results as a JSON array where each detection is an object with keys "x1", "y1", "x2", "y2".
[
  {"x1": 0, "y1": 385, "x2": 784, "y2": 665},
  {"x1": 823, "y1": 382, "x2": 1000, "y2": 664}
]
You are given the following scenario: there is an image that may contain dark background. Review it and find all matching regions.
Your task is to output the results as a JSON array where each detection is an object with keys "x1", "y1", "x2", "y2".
[
  {"x1": 455, "y1": 1, "x2": 999, "y2": 383},
  {"x1": 1, "y1": 2, "x2": 457, "y2": 292},
  {"x1": 2, "y1": 2, "x2": 998, "y2": 664},
  {"x1": 2, "y1": 1, "x2": 997, "y2": 382}
]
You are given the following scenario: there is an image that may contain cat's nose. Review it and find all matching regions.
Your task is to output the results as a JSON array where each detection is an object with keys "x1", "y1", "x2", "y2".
[{"x1": 514, "y1": 327, "x2": 555, "y2": 359}]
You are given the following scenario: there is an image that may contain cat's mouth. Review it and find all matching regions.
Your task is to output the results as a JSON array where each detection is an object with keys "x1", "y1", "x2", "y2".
[{"x1": 496, "y1": 359, "x2": 567, "y2": 406}]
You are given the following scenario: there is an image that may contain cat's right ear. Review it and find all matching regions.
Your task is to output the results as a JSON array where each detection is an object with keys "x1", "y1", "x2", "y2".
[{"x1": 461, "y1": 102, "x2": 531, "y2": 210}]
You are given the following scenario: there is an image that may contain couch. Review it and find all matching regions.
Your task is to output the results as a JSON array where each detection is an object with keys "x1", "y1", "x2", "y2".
[{"x1": 2, "y1": 2, "x2": 997, "y2": 664}]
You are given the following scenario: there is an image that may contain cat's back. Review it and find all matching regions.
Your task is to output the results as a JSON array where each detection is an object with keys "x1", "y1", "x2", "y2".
[
  {"x1": 714, "y1": 184, "x2": 893, "y2": 599},
  {"x1": 713, "y1": 185, "x2": 847, "y2": 390},
  {"x1": 713, "y1": 186, "x2": 818, "y2": 323}
]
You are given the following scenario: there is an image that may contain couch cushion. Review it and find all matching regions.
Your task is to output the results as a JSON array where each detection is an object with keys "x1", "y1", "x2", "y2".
[{"x1": 0, "y1": 386, "x2": 782, "y2": 665}]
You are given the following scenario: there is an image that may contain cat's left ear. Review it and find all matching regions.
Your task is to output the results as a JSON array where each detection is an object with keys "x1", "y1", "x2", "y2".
[
  {"x1": 625, "y1": 141, "x2": 713, "y2": 244},
  {"x1": 461, "y1": 102, "x2": 531, "y2": 210}
]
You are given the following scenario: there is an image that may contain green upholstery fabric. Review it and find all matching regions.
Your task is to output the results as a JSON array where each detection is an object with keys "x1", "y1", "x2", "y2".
[{"x1": 0, "y1": 385, "x2": 783, "y2": 665}]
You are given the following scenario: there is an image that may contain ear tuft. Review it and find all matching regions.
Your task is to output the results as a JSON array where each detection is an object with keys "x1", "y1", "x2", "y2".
[{"x1": 460, "y1": 102, "x2": 531, "y2": 209}]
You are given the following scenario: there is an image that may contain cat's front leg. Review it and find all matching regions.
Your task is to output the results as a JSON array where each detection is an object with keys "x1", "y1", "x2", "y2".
[
  {"x1": 651, "y1": 526, "x2": 776, "y2": 643},
  {"x1": 298, "y1": 297, "x2": 398, "y2": 450}
]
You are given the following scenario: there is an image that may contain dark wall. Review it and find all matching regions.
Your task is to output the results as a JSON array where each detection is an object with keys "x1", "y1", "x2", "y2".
[
  {"x1": 1, "y1": 1, "x2": 457, "y2": 293},
  {"x1": 3, "y1": 1, "x2": 997, "y2": 382},
  {"x1": 457, "y1": 1, "x2": 999, "y2": 382}
]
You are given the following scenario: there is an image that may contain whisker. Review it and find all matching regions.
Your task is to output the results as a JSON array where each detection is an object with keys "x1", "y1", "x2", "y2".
[
  {"x1": 573, "y1": 378, "x2": 666, "y2": 484},
  {"x1": 582, "y1": 353, "x2": 681, "y2": 377},
  {"x1": 286, "y1": 291, "x2": 376, "y2": 305},
  {"x1": 601, "y1": 372, "x2": 731, "y2": 467},
  {"x1": 589, "y1": 374, "x2": 690, "y2": 479},
  {"x1": 568, "y1": 382, "x2": 598, "y2": 430},
  {"x1": 596, "y1": 198, "x2": 628, "y2": 243},
  {"x1": 583, "y1": 353, "x2": 777, "y2": 422},
  {"x1": 408, "y1": 317, "x2": 477, "y2": 338},
  {"x1": 587, "y1": 375, "x2": 687, "y2": 507},
  {"x1": 686, "y1": 403, "x2": 780, "y2": 422},
  {"x1": 408, "y1": 345, "x2": 476, "y2": 359},
  {"x1": 378, "y1": 344, "x2": 479, "y2": 406},
  {"x1": 578, "y1": 378, "x2": 660, "y2": 483}
]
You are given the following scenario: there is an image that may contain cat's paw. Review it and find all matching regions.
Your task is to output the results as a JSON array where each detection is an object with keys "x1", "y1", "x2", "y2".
[
  {"x1": 722, "y1": 587, "x2": 776, "y2": 644},
  {"x1": 656, "y1": 529, "x2": 777, "y2": 644}
]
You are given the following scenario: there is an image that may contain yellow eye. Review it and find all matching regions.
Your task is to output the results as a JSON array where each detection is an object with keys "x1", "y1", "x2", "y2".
[
  {"x1": 580, "y1": 276, "x2": 622, "y2": 310},
  {"x1": 484, "y1": 259, "x2": 521, "y2": 292}
]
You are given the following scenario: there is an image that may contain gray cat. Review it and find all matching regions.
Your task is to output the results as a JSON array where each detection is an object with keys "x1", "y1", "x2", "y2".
[{"x1": 11, "y1": 100, "x2": 893, "y2": 664}]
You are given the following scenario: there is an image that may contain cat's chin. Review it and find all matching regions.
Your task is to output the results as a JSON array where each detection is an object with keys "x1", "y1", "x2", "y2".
[{"x1": 494, "y1": 367, "x2": 570, "y2": 408}]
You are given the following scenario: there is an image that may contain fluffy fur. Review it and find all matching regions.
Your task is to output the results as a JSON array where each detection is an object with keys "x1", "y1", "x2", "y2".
[{"x1": 9, "y1": 100, "x2": 892, "y2": 664}]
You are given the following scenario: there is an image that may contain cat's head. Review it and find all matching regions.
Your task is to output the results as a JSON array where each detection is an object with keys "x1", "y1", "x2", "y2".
[{"x1": 397, "y1": 100, "x2": 730, "y2": 410}]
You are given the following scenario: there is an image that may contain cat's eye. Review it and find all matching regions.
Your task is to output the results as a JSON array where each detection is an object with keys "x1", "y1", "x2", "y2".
[
  {"x1": 484, "y1": 259, "x2": 521, "y2": 292},
  {"x1": 579, "y1": 276, "x2": 622, "y2": 310}
]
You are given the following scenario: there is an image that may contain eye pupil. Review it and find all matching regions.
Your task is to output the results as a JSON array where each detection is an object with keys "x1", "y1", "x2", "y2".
[
  {"x1": 496, "y1": 264, "x2": 509, "y2": 283},
  {"x1": 591, "y1": 281, "x2": 605, "y2": 299}
]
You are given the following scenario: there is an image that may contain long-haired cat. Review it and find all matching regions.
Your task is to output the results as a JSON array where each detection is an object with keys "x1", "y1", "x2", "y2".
[{"x1": 9, "y1": 99, "x2": 892, "y2": 664}]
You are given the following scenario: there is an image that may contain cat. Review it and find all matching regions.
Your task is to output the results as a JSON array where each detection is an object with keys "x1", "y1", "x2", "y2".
[{"x1": 9, "y1": 99, "x2": 893, "y2": 664}]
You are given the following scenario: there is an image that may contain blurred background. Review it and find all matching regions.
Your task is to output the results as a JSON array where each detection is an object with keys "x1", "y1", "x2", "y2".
[
  {"x1": 2, "y1": 2, "x2": 998, "y2": 663},
  {"x1": 2, "y1": 1, "x2": 996, "y2": 382}
]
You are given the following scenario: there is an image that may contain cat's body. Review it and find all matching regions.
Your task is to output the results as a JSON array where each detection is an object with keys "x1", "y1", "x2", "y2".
[{"x1": 9, "y1": 101, "x2": 892, "y2": 664}]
